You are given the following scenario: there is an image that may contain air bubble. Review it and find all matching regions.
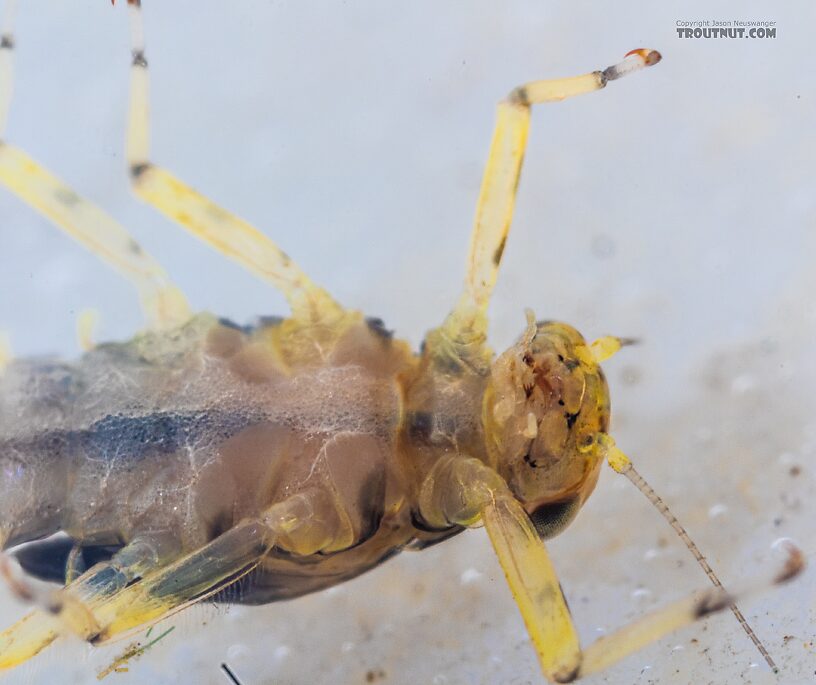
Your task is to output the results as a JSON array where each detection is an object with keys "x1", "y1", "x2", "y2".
[
  {"x1": 226, "y1": 644, "x2": 250, "y2": 661},
  {"x1": 591, "y1": 233, "x2": 616, "y2": 259},
  {"x1": 771, "y1": 536, "x2": 798, "y2": 551},
  {"x1": 730, "y1": 374, "x2": 756, "y2": 394},
  {"x1": 631, "y1": 587, "x2": 652, "y2": 601},
  {"x1": 777, "y1": 451, "x2": 795, "y2": 465},
  {"x1": 460, "y1": 568, "x2": 482, "y2": 585},
  {"x1": 707, "y1": 503, "x2": 728, "y2": 519}
]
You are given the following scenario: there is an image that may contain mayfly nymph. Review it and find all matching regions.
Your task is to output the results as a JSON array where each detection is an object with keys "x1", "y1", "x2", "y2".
[{"x1": 0, "y1": 1, "x2": 803, "y2": 681}]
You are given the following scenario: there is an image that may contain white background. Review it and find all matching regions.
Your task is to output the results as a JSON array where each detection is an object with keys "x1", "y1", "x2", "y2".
[{"x1": 0, "y1": 1, "x2": 813, "y2": 683}]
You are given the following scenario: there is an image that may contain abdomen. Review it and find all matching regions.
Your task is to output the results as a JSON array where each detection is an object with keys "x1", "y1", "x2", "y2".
[{"x1": 1, "y1": 314, "x2": 418, "y2": 601}]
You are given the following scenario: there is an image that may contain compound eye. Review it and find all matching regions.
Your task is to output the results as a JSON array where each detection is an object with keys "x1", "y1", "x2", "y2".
[{"x1": 528, "y1": 496, "x2": 581, "y2": 540}]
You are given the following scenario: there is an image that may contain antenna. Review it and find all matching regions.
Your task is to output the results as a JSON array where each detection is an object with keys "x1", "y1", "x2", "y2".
[{"x1": 599, "y1": 434, "x2": 779, "y2": 672}]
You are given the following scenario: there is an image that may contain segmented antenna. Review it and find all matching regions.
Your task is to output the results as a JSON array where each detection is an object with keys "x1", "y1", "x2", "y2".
[{"x1": 620, "y1": 460, "x2": 779, "y2": 672}]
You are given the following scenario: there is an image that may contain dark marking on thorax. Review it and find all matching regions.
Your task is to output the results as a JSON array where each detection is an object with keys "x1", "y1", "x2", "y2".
[
  {"x1": 365, "y1": 317, "x2": 393, "y2": 341},
  {"x1": 14, "y1": 410, "x2": 264, "y2": 465}
]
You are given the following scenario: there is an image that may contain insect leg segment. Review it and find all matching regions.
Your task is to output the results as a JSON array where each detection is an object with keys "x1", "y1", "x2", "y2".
[
  {"x1": 0, "y1": 1, "x2": 190, "y2": 331},
  {"x1": 0, "y1": 534, "x2": 180, "y2": 669},
  {"x1": 434, "y1": 51, "x2": 662, "y2": 366},
  {"x1": 418, "y1": 455, "x2": 804, "y2": 683},
  {"x1": 76, "y1": 309, "x2": 100, "y2": 351},
  {"x1": 64, "y1": 544, "x2": 85, "y2": 584},
  {"x1": 0, "y1": 514, "x2": 272, "y2": 667},
  {"x1": 419, "y1": 456, "x2": 582, "y2": 681},
  {"x1": 0, "y1": 145, "x2": 191, "y2": 330},
  {"x1": 52, "y1": 535, "x2": 181, "y2": 640},
  {"x1": 574, "y1": 541, "x2": 803, "y2": 680},
  {"x1": 125, "y1": 1, "x2": 344, "y2": 326},
  {"x1": 1, "y1": 491, "x2": 345, "y2": 649},
  {"x1": 0, "y1": 331, "x2": 11, "y2": 372},
  {"x1": 90, "y1": 490, "x2": 348, "y2": 643}
]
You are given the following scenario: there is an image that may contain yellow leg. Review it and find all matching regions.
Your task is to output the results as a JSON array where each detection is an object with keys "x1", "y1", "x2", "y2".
[
  {"x1": 125, "y1": 1, "x2": 343, "y2": 326},
  {"x1": 90, "y1": 489, "x2": 351, "y2": 643},
  {"x1": 420, "y1": 456, "x2": 580, "y2": 680},
  {"x1": 0, "y1": 331, "x2": 11, "y2": 372},
  {"x1": 0, "y1": 492, "x2": 345, "y2": 669},
  {"x1": 88, "y1": 520, "x2": 270, "y2": 644},
  {"x1": 577, "y1": 538, "x2": 804, "y2": 679},
  {"x1": 431, "y1": 50, "x2": 662, "y2": 366},
  {"x1": 418, "y1": 456, "x2": 803, "y2": 682},
  {"x1": 0, "y1": 535, "x2": 179, "y2": 669},
  {"x1": 0, "y1": 0, "x2": 190, "y2": 331},
  {"x1": 76, "y1": 309, "x2": 99, "y2": 351},
  {"x1": 64, "y1": 544, "x2": 85, "y2": 585},
  {"x1": 0, "y1": 145, "x2": 190, "y2": 331}
]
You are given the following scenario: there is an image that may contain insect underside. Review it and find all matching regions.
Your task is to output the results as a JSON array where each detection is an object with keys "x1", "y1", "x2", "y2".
[{"x1": 0, "y1": 2, "x2": 803, "y2": 682}]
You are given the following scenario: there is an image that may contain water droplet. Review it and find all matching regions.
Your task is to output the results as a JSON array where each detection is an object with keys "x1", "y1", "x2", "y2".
[
  {"x1": 273, "y1": 645, "x2": 291, "y2": 661},
  {"x1": 708, "y1": 503, "x2": 728, "y2": 519},
  {"x1": 644, "y1": 548, "x2": 660, "y2": 561},
  {"x1": 341, "y1": 641, "x2": 355, "y2": 653},
  {"x1": 777, "y1": 451, "x2": 795, "y2": 465},
  {"x1": 460, "y1": 568, "x2": 482, "y2": 585},
  {"x1": 730, "y1": 374, "x2": 756, "y2": 394},
  {"x1": 771, "y1": 536, "x2": 798, "y2": 551},
  {"x1": 591, "y1": 233, "x2": 616, "y2": 259},
  {"x1": 227, "y1": 644, "x2": 250, "y2": 661},
  {"x1": 621, "y1": 366, "x2": 642, "y2": 386},
  {"x1": 631, "y1": 587, "x2": 652, "y2": 601}
]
